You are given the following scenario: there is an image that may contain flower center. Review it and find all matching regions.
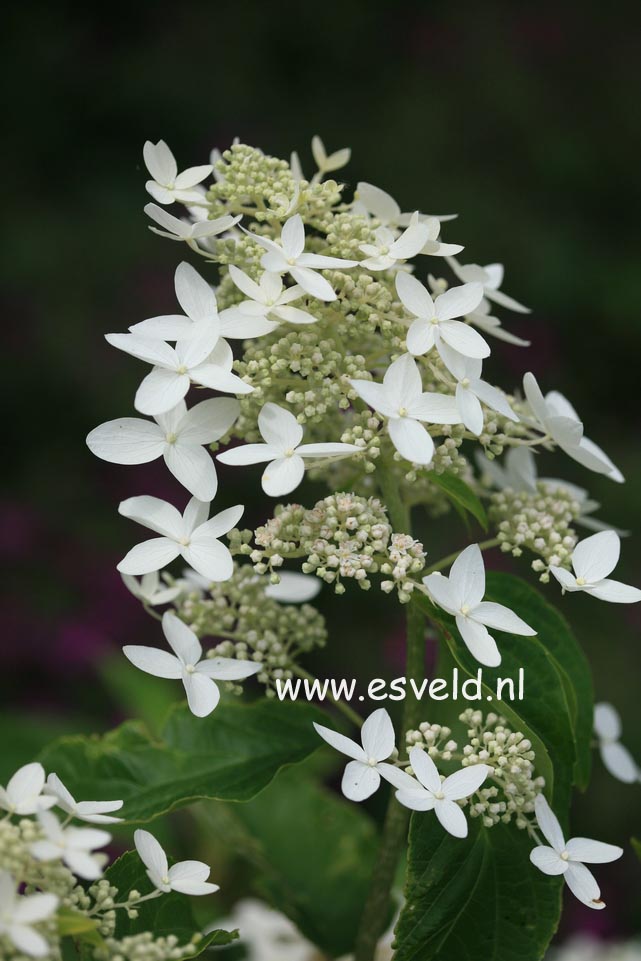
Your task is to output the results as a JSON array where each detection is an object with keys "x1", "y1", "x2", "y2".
[
  {"x1": 576, "y1": 577, "x2": 586, "y2": 586},
  {"x1": 460, "y1": 604, "x2": 470, "y2": 617},
  {"x1": 287, "y1": 257, "x2": 296, "y2": 266},
  {"x1": 166, "y1": 432, "x2": 177, "y2": 445},
  {"x1": 161, "y1": 874, "x2": 170, "y2": 884},
  {"x1": 185, "y1": 664, "x2": 195, "y2": 674},
  {"x1": 284, "y1": 448, "x2": 295, "y2": 458},
  {"x1": 367, "y1": 757, "x2": 378, "y2": 767},
  {"x1": 430, "y1": 317, "x2": 440, "y2": 326},
  {"x1": 176, "y1": 365, "x2": 188, "y2": 375},
  {"x1": 460, "y1": 378, "x2": 470, "y2": 388},
  {"x1": 379, "y1": 245, "x2": 390, "y2": 255},
  {"x1": 560, "y1": 851, "x2": 570, "y2": 861},
  {"x1": 435, "y1": 791, "x2": 445, "y2": 800},
  {"x1": 179, "y1": 537, "x2": 191, "y2": 547},
  {"x1": 398, "y1": 407, "x2": 408, "y2": 417}
]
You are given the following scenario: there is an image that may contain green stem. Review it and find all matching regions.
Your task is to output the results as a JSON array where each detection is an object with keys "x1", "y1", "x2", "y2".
[
  {"x1": 423, "y1": 537, "x2": 501, "y2": 576},
  {"x1": 353, "y1": 460, "x2": 426, "y2": 961},
  {"x1": 292, "y1": 665, "x2": 364, "y2": 728}
]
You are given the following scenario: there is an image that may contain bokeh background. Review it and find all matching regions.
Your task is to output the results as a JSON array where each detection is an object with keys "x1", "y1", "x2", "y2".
[{"x1": 2, "y1": 0, "x2": 640, "y2": 951}]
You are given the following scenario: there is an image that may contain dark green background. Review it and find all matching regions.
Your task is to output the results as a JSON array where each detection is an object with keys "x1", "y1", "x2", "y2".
[{"x1": 2, "y1": 0, "x2": 640, "y2": 946}]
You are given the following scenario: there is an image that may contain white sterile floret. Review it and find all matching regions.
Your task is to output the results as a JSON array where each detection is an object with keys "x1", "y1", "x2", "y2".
[
  {"x1": 246, "y1": 214, "x2": 357, "y2": 301},
  {"x1": 217, "y1": 402, "x2": 360, "y2": 497},
  {"x1": 31, "y1": 810, "x2": 111, "y2": 880},
  {"x1": 396, "y1": 272, "x2": 488, "y2": 367},
  {"x1": 446, "y1": 256, "x2": 530, "y2": 313},
  {"x1": 121, "y1": 570, "x2": 183, "y2": 606},
  {"x1": 117, "y1": 495, "x2": 243, "y2": 582},
  {"x1": 87, "y1": 397, "x2": 239, "y2": 501},
  {"x1": 134, "y1": 829, "x2": 219, "y2": 895},
  {"x1": 0, "y1": 763, "x2": 56, "y2": 816},
  {"x1": 105, "y1": 331, "x2": 252, "y2": 417},
  {"x1": 550, "y1": 531, "x2": 641, "y2": 603},
  {"x1": 593, "y1": 703, "x2": 640, "y2": 784},
  {"x1": 143, "y1": 140, "x2": 212, "y2": 205},
  {"x1": 124, "y1": 611, "x2": 260, "y2": 716},
  {"x1": 311, "y1": 134, "x2": 351, "y2": 178},
  {"x1": 350, "y1": 353, "x2": 463, "y2": 466},
  {"x1": 423, "y1": 544, "x2": 536, "y2": 666},
  {"x1": 445, "y1": 355, "x2": 518, "y2": 436},
  {"x1": 221, "y1": 266, "x2": 319, "y2": 329},
  {"x1": 523, "y1": 373, "x2": 623, "y2": 482},
  {"x1": 44, "y1": 774, "x2": 123, "y2": 824},
  {"x1": 217, "y1": 898, "x2": 317, "y2": 961},
  {"x1": 393, "y1": 747, "x2": 491, "y2": 838},
  {"x1": 0, "y1": 871, "x2": 58, "y2": 959},
  {"x1": 354, "y1": 181, "x2": 457, "y2": 227},
  {"x1": 313, "y1": 708, "x2": 409, "y2": 802},
  {"x1": 529, "y1": 794, "x2": 622, "y2": 909},
  {"x1": 145, "y1": 202, "x2": 240, "y2": 243},
  {"x1": 264, "y1": 571, "x2": 322, "y2": 603},
  {"x1": 359, "y1": 212, "x2": 435, "y2": 271}
]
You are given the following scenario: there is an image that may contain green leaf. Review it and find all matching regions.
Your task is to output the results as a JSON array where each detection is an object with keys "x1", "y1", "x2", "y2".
[
  {"x1": 395, "y1": 815, "x2": 562, "y2": 961},
  {"x1": 207, "y1": 769, "x2": 381, "y2": 958},
  {"x1": 100, "y1": 851, "x2": 237, "y2": 957},
  {"x1": 57, "y1": 908, "x2": 104, "y2": 945},
  {"x1": 39, "y1": 700, "x2": 324, "y2": 823},
  {"x1": 429, "y1": 472, "x2": 488, "y2": 531}
]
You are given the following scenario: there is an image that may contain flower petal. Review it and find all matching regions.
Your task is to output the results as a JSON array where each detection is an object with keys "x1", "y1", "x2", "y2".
[
  {"x1": 134, "y1": 830, "x2": 168, "y2": 883},
  {"x1": 594, "y1": 702, "x2": 622, "y2": 741},
  {"x1": 182, "y1": 671, "x2": 220, "y2": 717},
  {"x1": 312, "y1": 723, "x2": 366, "y2": 762},
  {"x1": 117, "y1": 538, "x2": 181, "y2": 575},
  {"x1": 529, "y1": 845, "x2": 567, "y2": 876},
  {"x1": 434, "y1": 799, "x2": 468, "y2": 838},
  {"x1": 572, "y1": 531, "x2": 620, "y2": 583},
  {"x1": 341, "y1": 761, "x2": 381, "y2": 802},
  {"x1": 456, "y1": 616, "x2": 501, "y2": 667},
  {"x1": 258, "y1": 403, "x2": 303, "y2": 451},
  {"x1": 182, "y1": 536, "x2": 234, "y2": 583},
  {"x1": 472, "y1": 602, "x2": 536, "y2": 636},
  {"x1": 197, "y1": 657, "x2": 261, "y2": 681},
  {"x1": 408, "y1": 747, "x2": 441, "y2": 794},
  {"x1": 123, "y1": 645, "x2": 182, "y2": 679},
  {"x1": 174, "y1": 262, "x2": 217, "y2": 323},
  {"x1": 289, "y1": 266, "x2": 336, "y2": 301},
  {"x1": 534, "y1": 794, "x2": 565, "y2": 851},
  {"x1": 442, "y1": 763, "x2": 491, "y2": 801},
  {"x1": 86, "y1": 419, "x2": 164, "y2": 465},
  {"x1": 262, "y1": 455, "x2": 305, "y2": 497},
  {"x1": 396, "y1": 271, "x2": 434, "y2": 319},
  {"x1": 135, "y1": 368, "x2": 190, "y2": 417},
  {"x1": 162, "y1": 611, "x2": 202, "y2": 665},
  {"x1": 449, "y1": 543, "x2": 485, "y2": 608},
  {"x1": 164, "y1": 443, "x2": 218, "y2": 501},
  {"x1": 599, "y1": 742, "x2": 639, "y2": 782},
  {"x1": 360, "y1": 709, "x2": 396, "y2": 762},
  {"x1": 565, "y1": 837, "x2": 623, "y2": 864},
  {"x1": 118, "y1": 496, "x2": 184, "y2": 539},
  {"x1": 388, "y1": 417, "x2": 434, "y2": 465},
  {"x1": 563, "y1": 861, "x2": 604, "y2": 909}
]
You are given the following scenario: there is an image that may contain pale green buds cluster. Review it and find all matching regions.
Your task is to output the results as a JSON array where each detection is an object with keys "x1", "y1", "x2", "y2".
[
  {"x1": 488, "y1": 482, "x2": 581, "y2": 581},
  {"x1": 405, "y1": 722, "x2": 458, "y2": 761}
]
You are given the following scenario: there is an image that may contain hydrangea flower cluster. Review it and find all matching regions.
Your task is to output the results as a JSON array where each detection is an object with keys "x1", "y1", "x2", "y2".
[{"x1": 0, "y1": 765, "x2": 222, "y2": 959}]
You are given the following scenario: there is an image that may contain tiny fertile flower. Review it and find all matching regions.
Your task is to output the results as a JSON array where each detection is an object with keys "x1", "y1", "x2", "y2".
[
  {"x1": 105, "y1": 332, "x2": 252, "y2": 417},
  {"x1": 530, "y1": 794, "x2": 622, "y2": 909},
  {"x1": 135, "y1": 829, "x2": 219, "y2": 895},
  {"x1": 124, "y1": 611, "x2": 260, "y2": 717},
  {"x1": 117, "y1": 495, "x2": 243, "y2": 582},
  {"x1": 222, "y1": 266, "x2": 319, "y2": 328},
  {"x1": 0, "y1": 871, "x2": 58, "y2": 959},
  {"x1": 44, "y1": 774, "x2": 123, "y2": 824},
  {"x1": 121, "y1": 570, "x2": 182, "y2": 607},
  {"x1": 247, "y1": 214, "x2": 357, "y2": 301},
  {"x1": 550, "y1": 531, "x2": 641, "y2": 603},
  {"x1": 396, "y1": 272, "x2": 488, "y2": 366},
  {"x1": 87, "y1": 397, "x2": 240, "y2": 501},
  {"x1": 523, "y1": 373, "x2": 623, "y2": 482},
  {"x1": 311, "y1": 134, "x2": 351, "y2": 178},
  {"x1": 313, "y1": 708, "x2": 408, "y2": 802},
  {"x1": 593, "y1": 703, "x2": 640, "y2": 784},
  {"x1": 31, "y1": 810, "x2": 110, "y2": 880},
  {"x1": 350, "y1": 353, "x2": 462, "y2": 465},
  {"x1": 145, "y1": 202, "x2": 240, "y2": 243},
  {"x1": 354, "y1": 181, "x2": 456, "y2": 227},
  {"x1": 143, "y1": 140, "x2": 212, "y2": 205},
  {"x1": 0, "y1": 763, "x2": 56, "y2": 816},
  {"x1": 423, "y1": 543, "x2": 536, "y2": 666},
  {"x1": 447, "y1": 256, "x2": 530, "y2": 313},
  {"x1": 394, "y1": 747, "x2": 491, "y2": 838},
  {"x1": 445, "y1": 355, "x2": 518, "y2": 436},
  {"x1": 217, "y1": 402, "x2": 360, "y2": 496}
]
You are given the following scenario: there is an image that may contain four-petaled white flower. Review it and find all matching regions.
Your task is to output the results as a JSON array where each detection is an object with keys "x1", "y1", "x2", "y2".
[
  {"x1": 145, "y1": 202, "x2": 240, "y2": 244},
  {"x1": 523, "y1": 373, "x2": 623, "y2": 482},
  {"x1": 354, "y1": 181, "x2": 457, "y2": 228},
  {"x1": 446, "y1": 257, "x2": 530, "y2": 314},
  {"x1": 217, "y1": 403, "x2": 360, "y2": 497},
  {"x1": 134, "y1": 829, "x2": 219, "y2": 895},
  {"x1": 359, "y1": 213, "x2": 432, "y2": 272},
  {"x1": 222, "y1": 266, "x2": 319, "y2": 328},
  {"x1": 87, "y1": 397, "x2": 239, "y2": 501},
  {"x1": 529, "y1": 794, "x2": 622, "y2": 909},
  {"x1": 105, "y1": 332, "x2": 252, "y2": 417},
  {"x1": 247, "y1": 214, "x2": 357, "y2": 301},
  {"x1": 393, "y1": 748, "x2": 491, "y2": 838},
  {"x1": 313, "y1": 708, "x2": 408, "y2": 802},
  {"x1": 350, "y1": 353, "x2": 462, "y2": 466},
  {"x1": 143, "y1": 140, "x2": 212, "y2": 205},
  {"x1": 423, "y1": 543, "x2": 536, "y2": 666},
  {"x1": 0, "y1": 763, "x2": 56, "y2": 816},
  {"x1": 396, "y1": 272, "x2": 488, "y2": 368},
  {"x1": 311, "y1": 135, "x2": 351, "y2": 179},
  {"x1": 550, "y1": 531, "x2": 641, "y2": 604},
  {"x1": 121, "y1": 570, "x2": 182, "y2": 607},
  {"x1": 445, "y1": 355, "x2": 518, "y2": 436},
  {"x1": 31, "y1": 810, "x2": 111, "y2": 880},
  {"x1": 124, "y1": 611, "x2": 260, "y2": 717},
  {"x1": 0, "y1": 871, "x2": 58, "y2": 959},
  {"x1": 44, "y1": 774, "x2": 123, "y2": 825},
  {"x1": 593, "y1": 703, "x2": 640, "y2": 784},
  {"x1": 117, "y1": 495, "x2": 243, "y2": 582}
]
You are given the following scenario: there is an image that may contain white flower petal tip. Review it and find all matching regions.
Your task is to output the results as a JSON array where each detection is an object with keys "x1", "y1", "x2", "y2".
[
  {"x1": 134, "y1": 829, "x2": 219, "y2": 896},
  {"x1": 530, "y1": 794, "x2": 623, "y2": 909},
  {"x1": 117, "y1": 495, "x2": 243, "y2": 584},
  {"x1": 423, "y1": 544, "x2": 535, "y2": 666},
  {"x1": 217, "y1": 402, "x2": 359, "y2": 497},
  {"x1": 124, "y1": 611, "x2": 259, "y2": 717},
  {"x1": 44, "y1": 774, "x2": 123, "y2": 824},
  {"x1": 551, "y1": 531, "x2": 641, "y2": 605},
  {"x1": 313, "y1": 708, "x2": 398, "y2": 803}
]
